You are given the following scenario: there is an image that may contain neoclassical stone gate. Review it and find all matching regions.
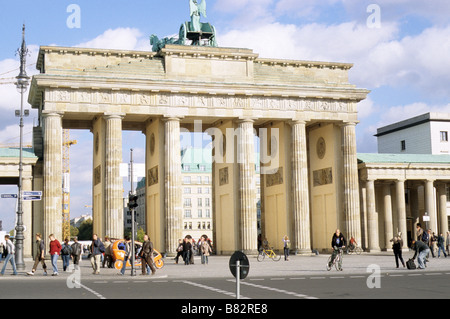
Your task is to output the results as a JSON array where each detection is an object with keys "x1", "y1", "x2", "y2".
[{"x1": 29, "y1": 44, "x2": 369, "y2": 255}]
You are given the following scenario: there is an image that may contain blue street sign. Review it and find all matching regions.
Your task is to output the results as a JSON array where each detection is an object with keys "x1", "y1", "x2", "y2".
[
  {"x1": 23, "y1": 191, "x2": 42, "y2": 197},
  {"x1": 23, "y1": 195, "x2": 42, "y2": 201},
  {"x1": 1, "y1": 194, "x2": 18, "y2": 199}
]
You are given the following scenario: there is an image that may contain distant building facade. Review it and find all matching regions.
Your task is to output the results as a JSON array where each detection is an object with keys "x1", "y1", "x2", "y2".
[{"x1": 376, "y1": 113, "x2": 450, "y2": 155}]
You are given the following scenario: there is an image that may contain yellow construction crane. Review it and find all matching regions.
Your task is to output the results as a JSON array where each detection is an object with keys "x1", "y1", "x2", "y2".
[{"x1": 62, "y1": 129, "x2": 77, "y2": 240}]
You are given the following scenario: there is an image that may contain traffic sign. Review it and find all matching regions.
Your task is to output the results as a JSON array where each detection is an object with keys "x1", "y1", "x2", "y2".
[
  {"x1": 23, "y1": 191, "x2": 42, "y2": 197},
  {"x1": 1, "y1": 194, "x2": 18, "y2": 199},
  {"x1": 229, "y1": 251, "x2": 250, "y2": 280},
  {"x1": 23, "y1": 195, "x2": 42, "y2": 201}
]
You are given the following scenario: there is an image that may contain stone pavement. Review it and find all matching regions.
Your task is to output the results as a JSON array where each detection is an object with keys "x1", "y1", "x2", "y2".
[{"x1": 4, "y1": 251, "x2": 450, "y2": 280}]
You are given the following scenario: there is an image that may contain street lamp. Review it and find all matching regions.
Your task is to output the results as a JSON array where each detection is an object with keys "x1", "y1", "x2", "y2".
[{"x1": 14, "y1": 24, "x2": 30, "y2": 270}]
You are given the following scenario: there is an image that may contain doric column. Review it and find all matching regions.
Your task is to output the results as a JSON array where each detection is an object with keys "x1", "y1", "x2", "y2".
[
  {"x1": 342, "y1": 122, "x2": 361, "y2": 244},
  {"x1": 42, "y1": 112, "x2": 63, "y2": 244},
  {"x1": 425, "y1": 179, "x2": 437, "y2": 232},
  {"x1": 396, "y1": 179, "x2": 408, "y2": 249},
  {"x1": 104, "y1": 114, "x2": 123, "y2": 239},
  {"x1": 291, "y1": 120, "x2": 311, "y2": 254},
  {"x1": 437, "y1": 183, "x2": 448, "y2": 235},
  {"x1": 366, "y1": 179, "x2": 380, "y2": 251},
  {"x1": 237, "y1": 119, "x2": 258, "y2": 254},
  {"x1": 382, "y1": 182, "x2": 394, "y2": 250},
  {"x1": 164, "y1": 117, "x2": 182, "y2": 255}
]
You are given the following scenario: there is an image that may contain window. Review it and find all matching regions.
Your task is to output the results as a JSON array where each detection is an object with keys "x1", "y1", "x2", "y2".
[
  {"x1": 205, "y1": 198, "x2": 210, "y2": 207},
  {"x1": 205, "y1": 209, "x2": 211, "y2": 218},
  {"x1": 198, "y1": 198, "x2": 202, "y2": 207},
  {"x1": 204, "y1": 176, "x2": 210, "y2": 184},
  {"x1": 198, "y1": 209, "x2": 202, "y2": 218},
  {"x1": 197, "y1": 176, "x2": 202, "y2": 184},
  {"x1": 184, "y1": 187, "x2": 191, "y2": 194},
  {"x1": 401, "y1": 140, "x2": 406, "y2": 151},
  {"x1": 199, "y1": 165, "x2": 206, "y2": 171},
  {"x1": 183, "y1": 176, "x2": 191, "y2": 184},
  {"x1": 184, "y1": 165, "x2": 190, "y2": 172},
  {"x1": 197, "y1": 187, "x2": 202, "y2": 194},
  {"x1": 184, "y1": 198, "x2": 192, "y2": 207},
  {"x1": 441, "y1": 131, "x2": 449, "y2": 142},
  {"x1": 184, "y1": 210, "x2": 192, "y2": 218}
]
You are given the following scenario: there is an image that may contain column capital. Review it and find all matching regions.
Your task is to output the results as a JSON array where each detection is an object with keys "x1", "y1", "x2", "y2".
[
  {"x1": 162, "y1": 116, "x2": 183, "y2": 122},
  {"x1": 236, "y1": 117, "x2": 255, "y2": 125},
  {"x1": 289, "y1": 119, "x2": 307, "y2": 127},
  {"x1": 103, "y1": 113, "x2": 125, "y2": 120},
  {"x1": 41, "y1": 111, "x2": 63, "y2": 118},
  {"x1": 340, "y1": 121, "x2": 359, "y2": 127}
]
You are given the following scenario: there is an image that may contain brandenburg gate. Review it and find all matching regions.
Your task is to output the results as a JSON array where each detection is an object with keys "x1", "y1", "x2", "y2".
[{"x1": 28, "y1": 43, "x2": 369, "y2": 255}]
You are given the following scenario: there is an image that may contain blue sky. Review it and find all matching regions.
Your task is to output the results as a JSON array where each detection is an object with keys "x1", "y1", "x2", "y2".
[{"x1": 0, "y1": 0, "x2": 449, "y2": 232}]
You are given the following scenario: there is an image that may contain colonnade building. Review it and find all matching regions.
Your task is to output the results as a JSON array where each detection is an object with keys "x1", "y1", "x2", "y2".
[{"x1": 26, "y1": 44, "x2": 369, "y2": 255}]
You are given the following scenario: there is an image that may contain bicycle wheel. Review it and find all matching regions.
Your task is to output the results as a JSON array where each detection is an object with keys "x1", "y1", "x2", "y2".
[
  {"x1": 272, "y1": 252, "x2": 281, "y2": 262},
  {"x1": 326, "y1": 256, "x2": 332, "y2": 271},
  {"x1": 257, "y1": 251, "x2": 265, "y2": 262},
  {"x1": 335, "y1": 255, "x2": 343, "y2": 271},
  {"x1": 355, "y1": 247, "x2": 363, "y2": 255}
]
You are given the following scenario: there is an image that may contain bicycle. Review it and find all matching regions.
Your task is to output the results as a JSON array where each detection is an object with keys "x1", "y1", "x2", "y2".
[
  {"x1": 326, "y1": 247, "x2": 344, "y2": 271},
  {"x1": 346, "y1": 244, "x2": 363, "y2": 255},
  {"x1": 257, "y1": 247, "x2": 281, "y2": 262}
]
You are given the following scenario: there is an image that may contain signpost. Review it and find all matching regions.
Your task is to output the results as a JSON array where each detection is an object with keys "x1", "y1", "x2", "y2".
[
  {"x1": 1, "y1": 194, "x2": 18, "y2": 199},
  {"x1": 229, "y1": 251, "x2": 250, "y2": 299},
  {"x1": 22, "y1": 191, "x2": 42, "y2": 201}
]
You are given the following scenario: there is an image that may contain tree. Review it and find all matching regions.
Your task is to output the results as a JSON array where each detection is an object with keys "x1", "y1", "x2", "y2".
[{"x1": 77, "y1": 219, "x2": 93, "y2": 240}]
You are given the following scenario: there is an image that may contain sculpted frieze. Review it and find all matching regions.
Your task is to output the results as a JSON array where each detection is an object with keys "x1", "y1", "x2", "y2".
[{"x1": 47, "y1": 88, "x2": 351, "y2": 114}]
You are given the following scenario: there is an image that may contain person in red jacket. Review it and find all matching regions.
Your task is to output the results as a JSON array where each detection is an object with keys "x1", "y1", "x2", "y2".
[{"x1": 49, "y1": 234, "x2": 62, "y2": 276}]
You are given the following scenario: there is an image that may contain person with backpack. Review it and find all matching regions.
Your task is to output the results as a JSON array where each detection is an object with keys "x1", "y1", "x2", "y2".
[
  {"x1": 1, "y1": 235, "x2": 18, "y2": 276},
  {"x1": 71, "y1": 237, "x2": 82, "y2": 269},
  {"x1": 61, "y1": 238, "x2": 72, "y2": 271},
  {"x1": 90, "y1": 233, "x2": 105, "y2": 275}
]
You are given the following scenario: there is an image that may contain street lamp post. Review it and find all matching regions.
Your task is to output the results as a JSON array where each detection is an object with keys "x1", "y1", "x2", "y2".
[{"x1": 14, "y1": 24, "x2": 30, "y2": 270}]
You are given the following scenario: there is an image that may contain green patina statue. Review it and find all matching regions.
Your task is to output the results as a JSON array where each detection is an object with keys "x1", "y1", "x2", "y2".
[{"x1": 150, "y1": 0, "x2": 217, "y2": 52}]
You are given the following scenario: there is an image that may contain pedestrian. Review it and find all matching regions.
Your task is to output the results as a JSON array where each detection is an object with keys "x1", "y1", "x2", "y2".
[
  {"x1": 90, "y1": 233, "x2": 104, "y2": 275},
  {"x1": 446, "y1": 231, "x2": 450, "y2": 256},
  {"x1": 140, "y1": 234, "x2": 156, "y2": 275},
  {"x1": 416, "y1": 223, "x2": 424, "y2": 241},
  {"x1": 174, "y1": 239, "x2": 184, "y2": 264},
  {"x1": 411, "y1": 240, "x2": 430, "y2": 269},
  {"x1": 119, "y1": 236, "x2": 132, "y2": 275},
  {"x1": 71, "y1": 237, "x2": 82, "y2": 269},
  {"x1": 282, "y1": 235, "x2": 290, "y2": 261},
  {"x1": 1, "y1": 235, "x2": 18, "y2": 276},
  {"x1": 102, "y1": 237, "x2": 112, "y2": 268},
  {"x1": 200, "y1": 235, "x2": 212, "y2": 265},
  {"x1": 437, "y1": 233, "x2": 447, "y2": 258},
  {"x1": 61, "y1": 238, "x2": 72, "y2": 271},
  {"x1": 426, "y1": 230, "x2": 435, "y2": 258},
  {"x1": 390, "y1": 233, "x2": 405, "y2": 268},
  {"x1": 49, "y1": 234, "x2": 61, "y2": 276},
  {"x1": 183, "y1": 237, "x2": 192, "y2": 265},
  {"x1": 27, "y1": 233, "x2": 48, "y2": 276}
]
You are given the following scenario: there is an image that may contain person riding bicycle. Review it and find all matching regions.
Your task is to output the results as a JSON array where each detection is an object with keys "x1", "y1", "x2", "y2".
[
  {"x1": 328, "y1": 229, "x2": 346, "y2": 268},
  {"x1": 348, "y1": 236, "x2": 357, "y2": 251}
]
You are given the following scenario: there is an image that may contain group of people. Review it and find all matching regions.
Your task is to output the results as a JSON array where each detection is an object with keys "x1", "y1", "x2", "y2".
[
  {"x1": 175, "y1": 235, "x2": 213, "y2": 265},
  {"x1": 0, "y1": 232, "x2": 158, "y2": 277},
  {"x1": 409, "y1": 224, "x2": 449, "y2": 269}
]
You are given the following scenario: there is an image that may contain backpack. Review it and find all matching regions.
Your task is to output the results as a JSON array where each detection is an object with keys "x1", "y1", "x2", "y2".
[
  {"x1": 61, "y1": 244, "x2": 72, "y2": 255},
  {"x1": 422, "y1": 231, "x2": 429, "y2": 242}
]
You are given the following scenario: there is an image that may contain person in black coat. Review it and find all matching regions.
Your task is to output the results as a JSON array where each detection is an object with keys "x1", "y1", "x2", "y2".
[
  {"x1": 390, "y1": 233, "x2": 405, "y2": 268},
  {"x1": 329, "y1": 229, "x2": 346, "y2": 267}
]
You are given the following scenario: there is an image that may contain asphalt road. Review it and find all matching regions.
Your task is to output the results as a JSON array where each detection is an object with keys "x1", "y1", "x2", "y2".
[{"x1": 1, "y1": 253, "x2": 450, "y2": 301}]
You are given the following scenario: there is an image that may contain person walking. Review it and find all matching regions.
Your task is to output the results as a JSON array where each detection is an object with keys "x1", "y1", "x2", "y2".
[
  {"x1": 90, "y1": 234, "x2": 104, "y2": 275},
  {"x1": 141, "y1": 234, "x2": 156, "y2": 275},
  {"x1": 49, "y1": 234, "x2": 62, "y2": 276},
  {"x1": 282, "y1": 235, "x2": 291, "y2": 261},
  {"x1": 437, "y1": 233, "x2": 447, "y2": 258},
  {"x1": 71, "y1": 237, "x2": 82, "y2": 269},
  {"x1": 183, "y1": 237, "x2": 192, "y2": 265},
  {"x1": 174, "y1": 239, "x2": 184, "y2": 264},
  {"x1": 61, "y1": 238, "x2": 72, "y2": 271},
  {"x1": 102, "y1": 237, "x2": 112, "y2": 268},
  {"x1": 27, "y1": 233, "x2": 47, "y2": 276},
  {"x1": 411, "y1": 240, "x2": 430, "y2": 269},
  {"x1": 446, "y1": 231, "x2": 450, "y2": 256},
  {"x1": 200, "y1": 235, "x2": 212, "y2": 265},
  {"x1": 390, "y1": 233, "x2": 405, "y2": 268},
  {"x1": 1, "y1": 235, "x2": 18, "y2": 276},
  {"x1": 119, "y1": 236, "x2": 132, "y2": 275}
]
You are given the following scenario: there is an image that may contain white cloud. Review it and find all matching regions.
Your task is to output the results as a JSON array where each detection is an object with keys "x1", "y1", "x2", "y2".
[{"x1": 76, "y1": 27, "x2": 151, "y2": 51}]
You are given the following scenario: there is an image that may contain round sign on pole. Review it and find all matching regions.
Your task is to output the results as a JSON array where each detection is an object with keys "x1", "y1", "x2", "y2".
[{"x1": 229, "y1": 251, "x2": 250, "y2": 280}]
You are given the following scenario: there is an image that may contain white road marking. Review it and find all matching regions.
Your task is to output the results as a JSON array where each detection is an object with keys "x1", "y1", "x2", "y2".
[
  {"x1": 238, "y1": 280, "x2": 318, "y2": 300},
  {"x1": 182, "y1": 280, "x2": 248, "y2": 299}
]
